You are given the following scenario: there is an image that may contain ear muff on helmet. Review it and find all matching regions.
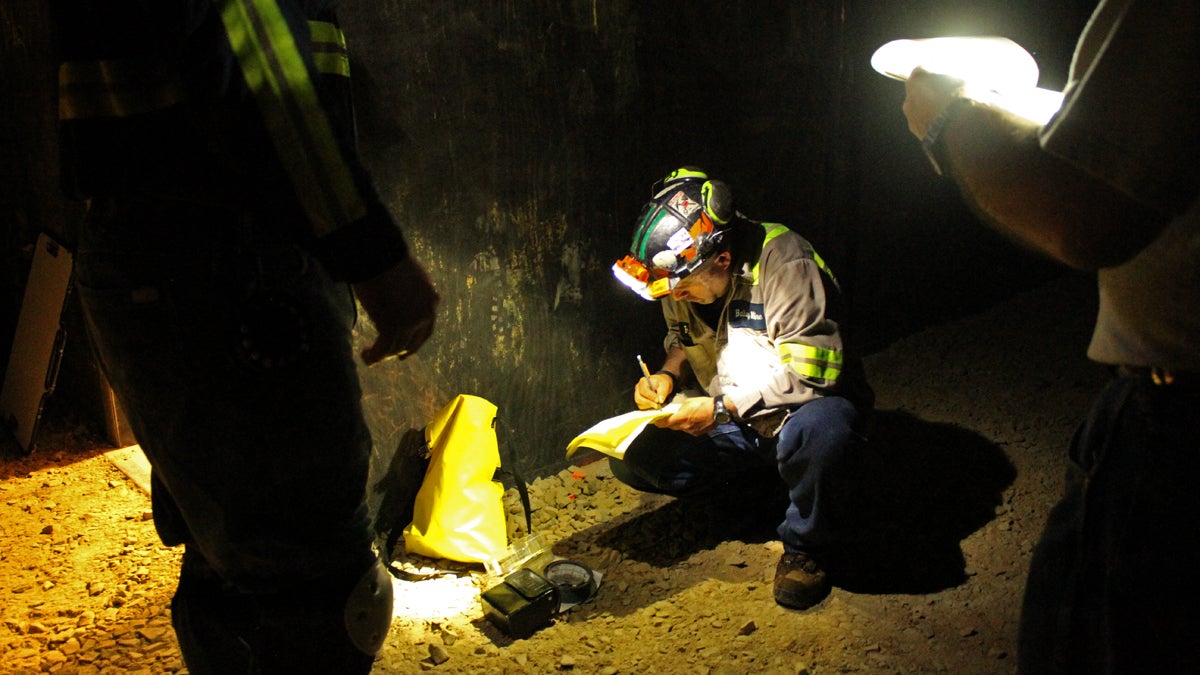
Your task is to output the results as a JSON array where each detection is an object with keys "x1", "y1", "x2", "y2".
[{"x1": 700, "y1": 179, "x2": 732, "y2": 225}]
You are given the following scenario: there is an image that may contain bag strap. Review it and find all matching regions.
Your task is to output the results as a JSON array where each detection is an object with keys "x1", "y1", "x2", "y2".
[
  {"x1": 374, "y1": 429, "x2": 431, "y2": 565},
  {"x1": 493, "y1": 467, "x2": 532, "y2": 534}
]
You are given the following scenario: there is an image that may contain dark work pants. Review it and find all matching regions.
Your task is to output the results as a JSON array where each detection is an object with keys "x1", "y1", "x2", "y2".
[
  {"x1": 609, "y1": 396, "x2": 867, "y2": 557},
  {"x1": 74, "y1": 194, "x2": 383, "y2": 673},
  {"x1": 1017, "y1": 376, "x2": 1200, "y2": 674}
]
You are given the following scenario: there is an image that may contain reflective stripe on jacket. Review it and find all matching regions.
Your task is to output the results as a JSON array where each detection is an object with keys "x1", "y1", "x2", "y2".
[{"x1": 52, "y1": 1, "x2": 407, "y2": 282}]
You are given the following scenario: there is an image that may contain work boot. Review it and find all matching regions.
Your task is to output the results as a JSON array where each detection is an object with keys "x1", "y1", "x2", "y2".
[{"x1": 773, "y1": 552, "x2": 831, "y2": 610}]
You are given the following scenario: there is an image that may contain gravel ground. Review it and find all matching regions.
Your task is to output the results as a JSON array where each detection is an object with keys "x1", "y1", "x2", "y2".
[{"x1": 0, "y1": 271, "x2": 1105, "y2": 674}]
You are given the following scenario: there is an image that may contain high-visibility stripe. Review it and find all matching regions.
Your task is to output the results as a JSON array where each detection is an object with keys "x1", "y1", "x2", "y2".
[
  {"x1": 58, "y1": 59, "x2": 186, "y2": 120},
  {"x1": 777, "y1": 342, "x2": 843, "y2": 382},
  {"x1": 308, "y1": 21, "x2": 350, "y2": 77},
  {"x1": 812, "y1": 250, "x2": 840, "y2": 290},
  {"x1": 749, "y1": 222, "x2": 840, "y2": 290},
  {"x1": 220, "y1": 0, "x2": 364, "y2": 236},
  {"x1": 762, "y1": 223, "x2": 790, "y2": 246},
  {"x1": 750, "y1": 223, "x2": 791, "y2": 284}
]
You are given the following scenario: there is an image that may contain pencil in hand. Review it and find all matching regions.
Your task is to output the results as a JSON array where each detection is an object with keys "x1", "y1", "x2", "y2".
[{"x1": 637, "y1": 354, "x2": 663, "y2": 408}]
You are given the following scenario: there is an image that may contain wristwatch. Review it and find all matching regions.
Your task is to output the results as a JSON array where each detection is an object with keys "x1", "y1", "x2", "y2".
[{"x1": 712, "y1": 397, "x2": 732, "y2": 425}]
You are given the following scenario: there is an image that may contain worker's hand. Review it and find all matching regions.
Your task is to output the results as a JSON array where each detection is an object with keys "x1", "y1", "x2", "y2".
[
  {"x1": 634, "y1": 372, "x2": 674, "y2": 410},
  {"x1": 353, "y1": 254, "x2": 440, "y2": 366},
  {"x1": 654, "y1": 396, "x2": 717, "y2": 436},
  {"x1": 902, "y1": 67, "x2": 966, "y2": 140}
]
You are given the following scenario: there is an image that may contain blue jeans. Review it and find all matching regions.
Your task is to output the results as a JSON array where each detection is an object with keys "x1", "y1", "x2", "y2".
[
  {"x1": 74, "y1": 194, "x2": 381, "y2": 673},
  {"x1": 1017, "y1": 375, "x2": 1200, "y2": 674},
  {"x1": 609, "y1": 396, "x2": 867, "y2": 556}
]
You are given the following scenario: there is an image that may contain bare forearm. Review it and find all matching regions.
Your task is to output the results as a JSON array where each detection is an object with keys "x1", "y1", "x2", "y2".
[
  {"x1": 903, "y1": 69, "x2": 1166, "y2": 270},
  {"x1": 937, "y1": 103, "x2": 1162, "y2": 269},
  {"x1": 659, "y1": 345, "x2": 689, "y2": 379}
]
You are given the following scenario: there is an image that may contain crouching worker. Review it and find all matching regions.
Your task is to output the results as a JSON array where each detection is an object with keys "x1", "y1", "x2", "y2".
[{"x1": 610, "y1": 167, "x2": 874, "y2": 610}]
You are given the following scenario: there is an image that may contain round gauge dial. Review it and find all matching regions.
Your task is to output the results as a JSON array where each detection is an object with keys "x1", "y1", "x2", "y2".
[{"x1": 543, "y1": 560, "x2": 596, "y2": 606}]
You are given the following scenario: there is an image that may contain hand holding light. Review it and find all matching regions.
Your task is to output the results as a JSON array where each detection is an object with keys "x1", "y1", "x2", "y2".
[
  {"x1": 903, "y1": 67, "x2": 966, "y2": 140},
  {"x1": 872, "y1": 36, "x2": 1064, "y2": 126}
]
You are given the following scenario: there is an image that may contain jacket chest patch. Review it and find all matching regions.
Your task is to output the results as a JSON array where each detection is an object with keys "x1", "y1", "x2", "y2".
[{"x1": 728, "y1": 300, "x2": 766, "y2": 331}]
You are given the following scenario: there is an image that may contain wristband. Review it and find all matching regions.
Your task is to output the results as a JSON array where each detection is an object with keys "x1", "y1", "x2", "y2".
[
  {"x1": 922, "y1": 97, "x2": 971, "y2": 176},
  {"x1": 654, "y1": 370, "x2": 678, "y2": 392}
]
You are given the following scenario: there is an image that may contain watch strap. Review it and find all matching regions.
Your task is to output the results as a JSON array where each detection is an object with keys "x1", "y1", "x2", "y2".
[{"x1": 654, "y1": 369, "x2": 679, "y2": 392}]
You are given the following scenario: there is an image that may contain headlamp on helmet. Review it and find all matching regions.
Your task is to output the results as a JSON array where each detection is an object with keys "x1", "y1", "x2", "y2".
[{"x1": 612, "y1": 167, "x2": 733, "y2": 300}]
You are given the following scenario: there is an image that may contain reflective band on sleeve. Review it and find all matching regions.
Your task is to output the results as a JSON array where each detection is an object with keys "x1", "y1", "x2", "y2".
[
  {"x1": 308, "y1": 20, "x2": 350, "y2": 77},
  {"x1": 220, "y1": 0, "x2": 365, "y2": 236},
  {"x1": 58, "y1": 59, "x2": 186, "y2": 120},
  {"x1": 777, "y1": 342, "x2": 843, "y2": 382}
]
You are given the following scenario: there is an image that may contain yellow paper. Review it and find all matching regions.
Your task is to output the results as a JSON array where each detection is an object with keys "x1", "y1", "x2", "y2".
[{"x1": 565, "y1": 403, "x2": 681, "y2": 460}]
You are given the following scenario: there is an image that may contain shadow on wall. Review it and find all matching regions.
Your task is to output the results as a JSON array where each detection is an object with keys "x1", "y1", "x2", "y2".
[{"x1": 592, "y1": 409, "x2": 1014, "y2": 595}]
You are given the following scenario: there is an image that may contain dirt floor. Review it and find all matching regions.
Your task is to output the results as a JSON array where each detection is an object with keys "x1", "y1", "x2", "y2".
[{"x1": 0, "y1": 271, "x2": 1107, "y2": 674}]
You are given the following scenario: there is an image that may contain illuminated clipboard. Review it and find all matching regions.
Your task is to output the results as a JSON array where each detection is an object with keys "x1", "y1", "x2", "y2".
[{"x1": 565, "y1": 403, "x2": 682, "y2": 460}]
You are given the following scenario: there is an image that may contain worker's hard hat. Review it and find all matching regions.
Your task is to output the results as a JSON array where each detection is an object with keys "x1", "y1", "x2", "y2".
[{"x1": 612, "y1": 167, "x2": 733, "y2": 300}]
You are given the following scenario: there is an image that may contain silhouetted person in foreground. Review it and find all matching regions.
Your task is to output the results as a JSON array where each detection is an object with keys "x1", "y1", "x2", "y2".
[
  {"x1": 53, "y1": 2, "x2": 439, "y2": 671},
  {"x1": 900, "y1": 1, "x2": 1198, "y2": 671}
]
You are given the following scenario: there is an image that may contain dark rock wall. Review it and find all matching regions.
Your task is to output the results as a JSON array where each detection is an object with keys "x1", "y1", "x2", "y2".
[
  {"x1": 1, "y1": 1, "x2": 67, "y2": 374},
  {"x1": 2, "y1": 1, "x2": 1096, "y2": 477}
]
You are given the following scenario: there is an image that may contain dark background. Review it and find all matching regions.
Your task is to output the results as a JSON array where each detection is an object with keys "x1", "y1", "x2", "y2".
[{"x1": 2, "y1": 0, "x2": 1096, "y2": 478}]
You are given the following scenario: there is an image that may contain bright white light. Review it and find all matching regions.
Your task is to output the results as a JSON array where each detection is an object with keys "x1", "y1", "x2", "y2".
[
  {"x1": 871, "y1": 36, "x2": 1064, "y2": 125},
  {"x1": 390, "y1": 574, "x2": 481, "y2": 623},
  {"x1": 963, "y1": 83, "x2": 1065, "y2": 127},
  {"x1": 871, "y1": 37, "x2": 1039, "y2": 91}
]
